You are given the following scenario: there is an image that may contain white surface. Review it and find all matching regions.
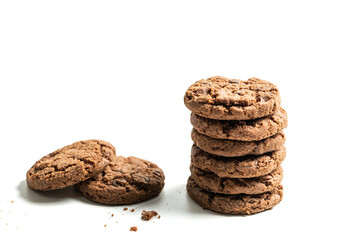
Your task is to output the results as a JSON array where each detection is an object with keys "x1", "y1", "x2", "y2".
[{"x1": 0, "y1": 1, "x2": 359, "y2": 239}]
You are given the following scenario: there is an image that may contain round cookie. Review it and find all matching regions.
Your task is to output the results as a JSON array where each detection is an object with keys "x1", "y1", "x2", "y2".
[
  {"x1": 191, "y1": 144, "x2": 286, "y2": 178},
  {"x1": 191, "y1": 128, "x2": 285, "y2": 157},
  {"x1": 190, "y1": 108, "x2": 287, "y2": 141},
  {"x1": 187, "y1": 177, "x2": 283, "y2": 215},
  {"x1": 184, "y1": 76, "x2": 281, "y2": 120},
  {"x1": 76, "y1": 156, "x2": 165, "y2": 205},
  {"x1": 190, "y1": 165, "x2": 283, "y2": 195},
  {"x1": 26, "y1": 140, "x2": 116, "y2": 191}
]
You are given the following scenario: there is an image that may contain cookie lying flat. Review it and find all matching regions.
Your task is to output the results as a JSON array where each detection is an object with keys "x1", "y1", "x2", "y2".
[
  {"x1": 190, "y1": 108, "x2": 287, "y2": 141},
  {"x1": 76, "y1": 156, "x2": 165, "y2": 205},
  {"x1": 191, "y1": 144, "x2": 286, "y2": 178},
  {"x1": 184, "y1": 76, "x2": 281, "y2": 120},
  {"x1": 26, "y1": 140, "x2": 116, "y2": 191},
  {"x1": 190, "y1": 165, "x2": 283, "y2": 195},
  {"x1": 187, "y1": 177, "x2": 283, "y2": 215},
  {"x1": 191, "y1": 128, "x2": 285, "y2": 157}
]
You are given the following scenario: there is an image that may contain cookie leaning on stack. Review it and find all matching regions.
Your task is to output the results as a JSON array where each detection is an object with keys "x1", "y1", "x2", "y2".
[{"x1": 184, "y1": 76, "x2": 288, "y2": 215}]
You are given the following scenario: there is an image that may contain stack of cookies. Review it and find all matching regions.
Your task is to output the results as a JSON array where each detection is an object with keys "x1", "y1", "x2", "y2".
[{"x1": 184, "y1": 76, "x2": 288, "y2": 215}]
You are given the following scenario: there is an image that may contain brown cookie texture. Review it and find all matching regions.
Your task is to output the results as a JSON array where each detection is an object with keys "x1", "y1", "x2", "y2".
[
  {"x1": 190, "y1": 108, "x2": 287, "y2": 141},
  {"x1": 26, "y1": 140, "x2": 116, "y2": 191},
  {"x1": 187, "y1": 177, "x2": 283, "y2": 215},
  {"x1": 190, "y1": 165, "x2": 283, "y2": 195},
  {"x1": 76, "y1": 156, "x2": 165, "y2": 205},
  {"x1": 191, "y1": 144, "x2": 286, "y2": 178},
  {"x1": 184, "y1": 76, "x2": 281, "y2": 120},
  {"x1": 191, "y1": 128, "x2": 285, "y2": 157}
]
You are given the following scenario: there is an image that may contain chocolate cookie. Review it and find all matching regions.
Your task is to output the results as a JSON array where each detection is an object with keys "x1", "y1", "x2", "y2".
[
  {"x1": 76, "y1": 156, "x2": 165, "y2": 205},
  {"x1": 26, "y1": 140, "x2": 116, "y2": 191},
  {"x1": 187, "y1": 177, "x2": 283, "y2": 215},
  {"x1": 190, "y1": 108, "x2": 287, "y2": 141},
  {"x1": 191, "y1": 144, "x2": 286, "y2": 178},
  {"x1": 184, "y1": 76, "x2": 281, "y2": 120},
  {"x1": 190, "y1": 165, "x2": 283, "y2": 195},
  {"x1": 191, "y1": 128, "x2": 285, "y2": 157}
]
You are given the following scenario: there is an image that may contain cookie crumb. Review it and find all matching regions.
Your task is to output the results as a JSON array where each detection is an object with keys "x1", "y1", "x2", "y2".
[
  {"x1": 130, "y1": 226, "x2": 138, "y2": 232},
  {"x1": 158, "y1": 215, "x2": 161, "y2": 219},
  {"x1": 10, "y1": 201, "x2": 14, "y2": 203},
  {"x1": 141, "y1": 210, "x2": 158, "y2": 221},
  {"x1": 123, "y1": 207, "x2": 128, "y2": 211},
  {"x1": 111, "y1": 214, "x2": 114, "y2": 217},
  {"x1": 104, "y1": 224, "x2": 107, "y2": 227},
  {"x1": 131, "y1": 209, "x2": 135, "y2": 212}
]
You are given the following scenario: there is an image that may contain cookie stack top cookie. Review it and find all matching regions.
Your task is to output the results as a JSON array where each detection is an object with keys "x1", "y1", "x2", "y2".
[
  {"x1": 184, "y1": 76, "x2": 281, "y2": 120},
  {"x1": 184, "y1": 76, "x2": 287, "y2": 215}
]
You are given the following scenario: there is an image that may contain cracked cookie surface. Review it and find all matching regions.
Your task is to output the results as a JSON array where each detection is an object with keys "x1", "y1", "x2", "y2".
[
  {"x1": 76, "y1": 156, "x2": 165, "y2": 205},
  {"x1": 191, "y1": 129, "x2": 285, "y2": 157},
  {"x1": 187, "y1": 177, "x2": 283, "y2": 215},
  {"x1": 190, "y1": 165, "x2": 283, "y2": 195},
  {"x1": 191, "y1": 144, "x2": 286, "y2": 178},
  {"x1": 190, "y1": 108, "x2": 287, "y2": 141},
  {"x1": 26, "y1": 140, "x2": 116, "y2": 191},
  {"x1": 184, "y1": 76, "x2": 281, "y2": 120}
]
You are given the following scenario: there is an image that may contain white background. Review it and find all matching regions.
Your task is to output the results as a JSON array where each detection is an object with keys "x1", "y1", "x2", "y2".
[{"x1": 0, "y1": 1, "x2": 359, "y2": 239}]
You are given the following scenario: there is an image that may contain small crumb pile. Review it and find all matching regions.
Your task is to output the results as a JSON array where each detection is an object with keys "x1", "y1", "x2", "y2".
[{"x1": 141, "y1": 210, "x2": 159, "y2": 221}]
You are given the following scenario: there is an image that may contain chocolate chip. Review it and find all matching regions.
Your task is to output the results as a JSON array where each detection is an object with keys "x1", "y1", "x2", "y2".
[
  {"x1": 229, "y1": 79, "x2": 240, "y2": 84},
  {"x1": 112, "y1": 179, "x2": 125, "y2": 187},
  {"x1": 153, "y1": 170, "x2": 162, "y2": 177}
]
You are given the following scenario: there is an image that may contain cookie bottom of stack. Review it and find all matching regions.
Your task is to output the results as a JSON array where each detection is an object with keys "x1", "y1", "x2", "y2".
[{"x1": 187, "y1": 177, "x2": 283, "y2": 215}]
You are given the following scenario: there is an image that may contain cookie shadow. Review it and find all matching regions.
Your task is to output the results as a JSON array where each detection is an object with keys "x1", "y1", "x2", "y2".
[
  {"x1": 159, "y1": 183, "x2": 249, "y2": 218},
  {"x1": 17, "y1": 180, "x2": 84, "y2": 204},
  {"x1": 17, "y1": 180, "x2": 260, "y2": 217},
  {"x1": 133, "y1": 182, "x2": 222, "y2": 217}
]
